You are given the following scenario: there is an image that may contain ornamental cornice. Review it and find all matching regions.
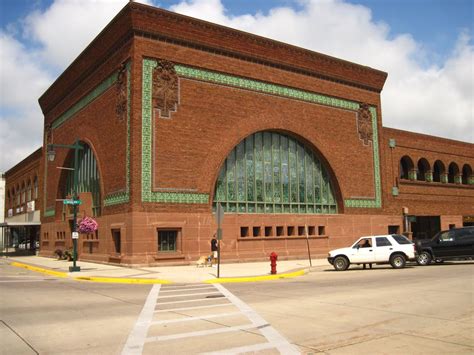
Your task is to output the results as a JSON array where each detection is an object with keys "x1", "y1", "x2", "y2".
[{"x1": 130, "y1": 3, "x2": 387, "y2": 91}]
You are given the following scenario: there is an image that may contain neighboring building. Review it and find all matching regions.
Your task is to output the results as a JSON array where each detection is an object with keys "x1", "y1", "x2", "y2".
[
  {"x1": 4, "y1": 148, "x2": 42, "y2": 253},
  {"x1": 5, "y1": 2, "x2": 472, "y2": 265},
  {"x1": 0, "y1": 173, "x2": 5, "y2": 251}
]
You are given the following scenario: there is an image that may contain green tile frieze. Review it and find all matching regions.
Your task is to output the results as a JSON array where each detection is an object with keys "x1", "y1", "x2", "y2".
[{"x1": 143, "y1": 59, "x2": 382, "y2": 208}]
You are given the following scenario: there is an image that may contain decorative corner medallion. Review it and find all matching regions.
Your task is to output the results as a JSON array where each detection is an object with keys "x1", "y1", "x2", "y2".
[
  {"x1": 357, "y1": 103, "x2": 373, "y2": 145},
  {"x1": 152, "y1": 59, "x2": 179, "y2": 119},
  {"x1": 116, "y1": 62, "x2": 128, "y2": 121}
]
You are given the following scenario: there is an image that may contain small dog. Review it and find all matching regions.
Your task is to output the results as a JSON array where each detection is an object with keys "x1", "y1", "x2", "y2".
[{"x1": 196, "y1": 255, "x2": 212, "y2": 267}]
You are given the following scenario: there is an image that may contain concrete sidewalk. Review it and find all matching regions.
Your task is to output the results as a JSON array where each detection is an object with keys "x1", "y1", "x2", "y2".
[{"x1": 2, "y1": 255, "x2": 328, "y2": 283}]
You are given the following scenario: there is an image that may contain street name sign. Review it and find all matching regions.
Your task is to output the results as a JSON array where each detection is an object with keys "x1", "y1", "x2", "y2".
[{"x1": 63, "y1": 199, "x2": 82, "y2": 205}]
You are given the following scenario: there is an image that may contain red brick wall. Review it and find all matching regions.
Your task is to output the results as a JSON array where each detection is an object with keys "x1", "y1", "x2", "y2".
[
  {"x1": 4, "y1": 148, "x2": 42, "y2": 217},
  {"x1": 34, "y1": 3, "x2": 473, "y2": 265}
]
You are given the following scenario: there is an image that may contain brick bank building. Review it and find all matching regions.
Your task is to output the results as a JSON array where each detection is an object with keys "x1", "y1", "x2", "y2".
[{"x1": 4, "y1": 2, "x2": 473, "y2": 264}]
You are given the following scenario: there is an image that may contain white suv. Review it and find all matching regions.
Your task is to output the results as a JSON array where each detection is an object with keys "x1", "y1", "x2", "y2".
[{"x1": 327, "y1": 234, "x2": 416, "y2": 271}]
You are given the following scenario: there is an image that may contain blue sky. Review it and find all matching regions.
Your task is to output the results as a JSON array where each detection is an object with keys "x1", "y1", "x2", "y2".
[{"x1": 0, "y1": 0, "x2": 473, "y2": 172}]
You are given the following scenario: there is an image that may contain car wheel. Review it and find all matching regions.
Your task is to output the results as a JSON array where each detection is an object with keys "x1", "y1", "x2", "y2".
[
  {"x1": 416, "y1": 251, "x2": 432, "y2": 266},
  {"x1": 390, "y1": 254, "x2": 406, "y2": 269},
  {"x1": 333, "y1": 256, "x2": 349, "y2": 271}
]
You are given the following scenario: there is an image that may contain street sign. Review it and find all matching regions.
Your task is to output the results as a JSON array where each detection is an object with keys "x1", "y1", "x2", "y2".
[
  {"x1": 216, "y1": 203, "x2": 224, "y2": 227},
  {"x1": 72, "y1": 232, "x2": 79, "y2": 239},
  {"x1": 63, "y1": 199, "x2": 82, "y2": 205}
]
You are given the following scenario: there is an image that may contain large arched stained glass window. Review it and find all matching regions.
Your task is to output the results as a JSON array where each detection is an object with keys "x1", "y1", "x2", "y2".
[
  {"x1": 214, "y1": 131, "x2": 338, "y2": 214},
  {"x1": 64, "y1": 142, "x2": 101, "y2": 216}
]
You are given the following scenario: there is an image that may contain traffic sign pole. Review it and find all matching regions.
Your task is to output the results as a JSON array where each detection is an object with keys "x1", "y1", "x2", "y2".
[{"x1": 215, "y1": 203, "x2": 225, "y2": 278}]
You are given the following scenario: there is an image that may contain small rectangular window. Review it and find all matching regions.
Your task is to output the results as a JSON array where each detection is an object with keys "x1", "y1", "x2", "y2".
[
  {"x1": 388, "y1": 225, "x2": 400, "y2": 234},
  {"x1": 265, "y1": 226, "x2": 273, "y2": 237},
  {"x1": 318, "y1": 226, "x2": 326, "y2": 235},
  {"x1": 308, "y1": 226, "x2": 315, "y2": 236},
  {"x1": 376, "y1": 237, "x2": 392, "y2": 247},
  {"x1": 287, "y1": 226, "x2": 295, "y2": 236},
  {"x1": 276, "y1": 226, "x2": 284, "y2": 236},
  {"x1": 158, "y1": 230, "x2": 177, "y2": 252},
  {"x1": 253, "y1": 226, "x2": 261, "y2": 237},
  {"x1": 240, "y1": 227, "x2": 249, "y2": 238},
  {"x1": 112, "y1": 229, "x2": 121, "y2": 253}
]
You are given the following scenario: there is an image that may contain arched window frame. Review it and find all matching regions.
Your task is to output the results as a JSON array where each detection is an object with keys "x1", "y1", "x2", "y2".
[
  {"x1": 399, "y1": 156, "x2": 415, "y2": 180},
  {"x1": 16, "y1": 185, "x2": 20, "y2": 206},
  {"x1": 27, "y1": 179, "x2": 32, "y2": 202},
  {"x1": 33, "y1": 176, "x2": 38, "y2": 199},
  {"x1": 462, "y1": 164, "x2": 473, "y2": 185},
  {"x1": 433, "y1": 160, "x2": 446, "y2": 183},
  {"x1": 417, "y1": 158, "x2": 431, "y2": 182},
  {"x1": 213, "y1": 131, "x2": 338, "y2": 214},
  {"x1": 448, "y1": 162, "x2": 460, "y2": 184},
  {"x1": 61, "y1": 142, "x2": 101, "y2": 217},
  {"x1": 21, "y1": 182, "x2": 26, "y2": 204}
]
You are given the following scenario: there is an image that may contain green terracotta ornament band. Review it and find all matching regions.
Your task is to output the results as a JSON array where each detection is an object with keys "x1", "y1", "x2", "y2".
[{"x1": 142, "y1": 59, "x2": 382, "y2": 208}]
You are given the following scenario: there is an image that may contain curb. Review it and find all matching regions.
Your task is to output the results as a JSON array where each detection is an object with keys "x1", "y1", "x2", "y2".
[
  {"x1": 10, "y1": 262, "x2": 68, "y2": 278},
  {"x1": 8, "y1": 260, "x2": 308, "y2": 284},
  {"x1": 205, "y1": 269, "x2": 307, "y2": 283},
  {"x1": 74, "y1": 276, "x2": 172, "y2": 284}
]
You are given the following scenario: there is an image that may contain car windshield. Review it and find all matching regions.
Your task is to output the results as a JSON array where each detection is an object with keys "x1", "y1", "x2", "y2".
[{"x1": 392, "y1": 234, "x2": 412, "y2": 244}]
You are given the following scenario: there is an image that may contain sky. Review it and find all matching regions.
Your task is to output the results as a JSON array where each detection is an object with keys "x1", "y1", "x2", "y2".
[{"x1": 0, "y1": 0, "x2": 473, "y2": 172}]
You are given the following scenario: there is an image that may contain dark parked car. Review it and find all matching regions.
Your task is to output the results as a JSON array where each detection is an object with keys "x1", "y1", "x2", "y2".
[{"x1": 415, "y1": 227, "x2": 474, "y2": 265}]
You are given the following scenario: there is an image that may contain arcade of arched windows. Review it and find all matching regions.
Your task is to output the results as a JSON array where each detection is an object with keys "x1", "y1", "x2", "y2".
[
  {"x1": 5, "y1": 174, "x2": 39, "y2": 217},
  {"x1": 398, "y1": 156, "x2": 473, "y2": 186}
]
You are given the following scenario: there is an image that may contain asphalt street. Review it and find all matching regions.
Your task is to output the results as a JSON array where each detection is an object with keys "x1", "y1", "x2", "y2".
[{"x1": 1, "y1": 259, "x2": 473, "y2": 354}]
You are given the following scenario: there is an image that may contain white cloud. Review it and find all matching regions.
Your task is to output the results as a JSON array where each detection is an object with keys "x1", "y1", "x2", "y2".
[
  {"x1": 23, "y1": 0, "x2": 138, "y2": 69},
  {"x1": 0, "y1": 0, "x2": 472, "y2": 172},
  {"x1": 0, "y1": 0, "x2": 152, "y2": 172}
]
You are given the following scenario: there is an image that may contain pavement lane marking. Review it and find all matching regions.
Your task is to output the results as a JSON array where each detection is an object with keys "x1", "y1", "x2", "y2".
[
  {"x1": 156, "y1": 297, "x2": 226, "y2": 305},
  {"x1": 200, "y1": 342, "x2": 278, "y2": 355},
  {"x1": 159, "y1": 286, "x2": 215, "y2": 293},
  {"x1": 150, "y1": 312, "x2": 241, "y2": 325},
  {"x1": 154, "y1": 303, "x2": 232, "y2": 313},
  {"x1": 123, "y1": 283, "x2": 300, "y2": 354},
  {"x1": 145, "y1": 323, "x2": 267, "y2": 343},
  {"x1": 0, "y1": 279, "x2": 51, "y2": 283},
  {"x1": 214, "y1": 283, "x2": 300, "y2": 354},
  {"x1": 157, "y1": 291, "x2": 221, "y2": 298},
  {"x1": 121, "y1": 284, "x2": 161, "y2": 355}
]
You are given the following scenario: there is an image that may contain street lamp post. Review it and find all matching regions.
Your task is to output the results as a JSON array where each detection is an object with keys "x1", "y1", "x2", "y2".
[{"x1": 47, "y1": 139, "x2": 83, "y2": 272}]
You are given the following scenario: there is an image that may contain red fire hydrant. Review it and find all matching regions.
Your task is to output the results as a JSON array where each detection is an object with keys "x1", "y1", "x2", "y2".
[{"x1": 270, "y1": 252, "x2": 278, "y2": 274}]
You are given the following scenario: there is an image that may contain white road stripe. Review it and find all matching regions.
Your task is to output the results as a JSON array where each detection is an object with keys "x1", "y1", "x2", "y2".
[
  {"x1": 160, "y1": 286, "x2": 215, "y2": 293},
  {"x1": 150, "y1": 312, "x2": 241, "y2": 325},
  {"x1": 200, "y1": 342, "x2": 277, "y2": 355},
  {"x1": 154, "y1": 303, "x2": 232, "y2": 313},
  {"x1": 121, "y1": 284, "x2": 161, "y2": 355},
  {"x1": 156, "y1": 297, "x2": 226, "y2": 305},
  {"x1": 161, "y1": 284, "x2": 212, "y2": 290},
  {"x1": 157, "y1": 291, "x2": 220, "y2": 299},
  {"x1": 145, "y1": 322, "x2": 266, "y2": 343},
  {"x1": 214, "y1": 283, "x2": 300, "y2": 354},
  {"x1": 0, "y1": 279, "x2": 50, "y2": 283}
]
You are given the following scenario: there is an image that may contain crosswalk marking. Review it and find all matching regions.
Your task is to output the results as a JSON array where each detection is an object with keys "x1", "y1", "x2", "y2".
[
  {"x1": 154, "y1": 303, "x2": 231, "y2": 313},
  {"x1": 157, "y1": 291, "x2": 221, "y2": 298},
  {"x1": 159, "y1": 286, "x2": 215, "y2": 293},
  {"x1": 156, "y1": 297, "x2": 225, "y2": 305},
  {"x1": 122, "y1": 283, "x2": 300, "y2": 354},
  {"x1": 150, "y1": 312, "x2": 241, "y2": 325}
]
